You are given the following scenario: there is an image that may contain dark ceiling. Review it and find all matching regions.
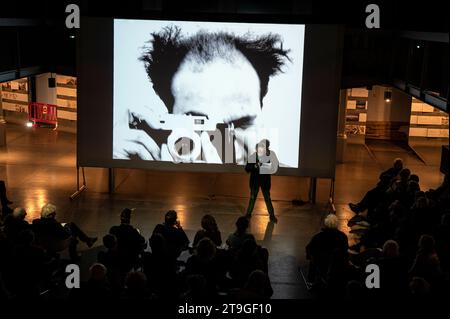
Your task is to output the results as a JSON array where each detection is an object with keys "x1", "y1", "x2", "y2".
[{"x1": 1, "y1": 0, "x2": 449, "y2": 110}]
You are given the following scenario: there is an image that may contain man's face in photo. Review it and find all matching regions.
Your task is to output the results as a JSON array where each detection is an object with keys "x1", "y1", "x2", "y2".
[
  {"x1": 140, "y1": 28, "x2": 290, "y2": 163},
  {"x1": 171, "y1": 48, "x2": 262, "y2": 163}
]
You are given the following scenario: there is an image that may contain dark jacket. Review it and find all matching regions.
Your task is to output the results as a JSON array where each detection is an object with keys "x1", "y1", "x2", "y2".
[
  {"x1": 32, "y1": 218, "x2": 70, "y2": 240},
  {"x1": 306, "y1": 228, "x2": 349, "y2": 260},
  {"x1": 152, "y1": 223, "x2": 189, "y2": 260},
  {"x1": 245, "y1": 151, "x2": 278, "y2": 190},
  {"x1": 109, "y1": 223, "x2": 146, "y2": 270}
]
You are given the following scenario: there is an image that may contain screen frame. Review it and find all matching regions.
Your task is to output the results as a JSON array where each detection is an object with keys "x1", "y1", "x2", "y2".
[{"x1": 77, "y1": 17, "x2": 342, "y2": 178}]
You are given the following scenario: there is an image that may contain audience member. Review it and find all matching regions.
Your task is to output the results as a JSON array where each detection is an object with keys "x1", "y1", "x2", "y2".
[
  {"x1": 152, "y1": 210, "x2": 189, "y2": 260},
  {"x1": 193, "y1": 214, "x2": 222, "y2": 247},
  {"x1": 306, "y1": 214, "x2": 348, "y2": 283},
  {"x1": 109, "y1": 208, "x2": 146, "y2": 271},
  {"x1": 4, "y1": 207, "x2": 30, "y2": 243},
  {"x1": 226, "y1": 216, "x2": 255, "y2": 253},
  {"x1": 33, "y1": 203, "x2": 97, "y2": 260}
]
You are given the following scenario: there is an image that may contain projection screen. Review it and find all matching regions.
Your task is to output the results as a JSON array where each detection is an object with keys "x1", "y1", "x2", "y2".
[{"x1": 78, "y1": 18, "x2": 341, "y2": 177}]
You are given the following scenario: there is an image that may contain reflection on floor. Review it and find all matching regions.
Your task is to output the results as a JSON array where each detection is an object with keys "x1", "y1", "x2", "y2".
[{"x1": 0, "y1": 125, "x2": 446, "y2": 298}]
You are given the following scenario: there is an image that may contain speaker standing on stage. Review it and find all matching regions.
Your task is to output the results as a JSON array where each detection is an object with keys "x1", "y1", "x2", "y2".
[{"x1": 245, "y1": 139, "x2": 279, "y2": 223}]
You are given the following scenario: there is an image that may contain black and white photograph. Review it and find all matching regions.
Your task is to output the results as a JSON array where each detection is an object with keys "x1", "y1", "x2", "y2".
[{"x1": 113, "y1": 19, "x2": 305, "y2": 168}]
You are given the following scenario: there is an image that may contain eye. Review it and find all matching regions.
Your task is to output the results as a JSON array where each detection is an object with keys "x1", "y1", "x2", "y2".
[{"x1": 227, "y1": 116, "x2": 256, "y2": 129}]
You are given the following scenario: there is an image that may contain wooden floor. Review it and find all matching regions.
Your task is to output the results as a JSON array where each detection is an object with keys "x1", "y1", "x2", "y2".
[{"x1": 0, "y1": 124, "x2": 446, "y2": 298}]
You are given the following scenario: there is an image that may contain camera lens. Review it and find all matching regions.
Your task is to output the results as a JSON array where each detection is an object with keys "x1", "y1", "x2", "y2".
[
  {"x1": 167, "y1": 129, "x2": 202, "y2": 162},
  {"x1": 174, "y1": 137, "x2": 195, "y2": 156}
]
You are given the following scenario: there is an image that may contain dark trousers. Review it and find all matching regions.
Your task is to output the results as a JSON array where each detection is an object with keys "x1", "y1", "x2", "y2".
[{"x1": 246, "y1": 185, "x2": 275, "y2": 217}]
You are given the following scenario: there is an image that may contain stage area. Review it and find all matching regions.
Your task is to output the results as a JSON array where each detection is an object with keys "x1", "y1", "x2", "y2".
[{"x1": 0, "y1": 124, "x2": 446, "y2": 298}]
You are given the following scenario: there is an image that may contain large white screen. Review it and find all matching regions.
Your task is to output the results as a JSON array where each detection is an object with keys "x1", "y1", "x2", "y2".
[{"x1": 113, "y1": 19, "x2": 304, "y2": 168}]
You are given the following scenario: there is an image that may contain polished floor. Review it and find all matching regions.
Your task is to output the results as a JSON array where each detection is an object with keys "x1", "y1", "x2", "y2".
[{"x1": 0, "y1": 124, "x2": 446, "y2": 298}]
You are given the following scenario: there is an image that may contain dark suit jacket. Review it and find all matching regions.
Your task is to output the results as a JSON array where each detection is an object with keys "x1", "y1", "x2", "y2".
[{"x1": 245, "y1": 151, "x2": 279, "y2": 190}]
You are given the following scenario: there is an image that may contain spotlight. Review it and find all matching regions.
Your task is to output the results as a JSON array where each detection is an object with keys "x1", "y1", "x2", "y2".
[
  {"x1": 384, "y1": 90, "x2": 392, "y2": 102},
  {"x1": 69, "y1": 35, "x2": 75, "y2": 39},
  {"x1": 416, "y1": 45, "x2": 420, "y2": 49},
  {"x1": 26, "y1": 121, "x2": 33, "y2": 128}
]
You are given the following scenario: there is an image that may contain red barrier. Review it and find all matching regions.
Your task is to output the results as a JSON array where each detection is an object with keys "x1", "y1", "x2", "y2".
[{"x1": 28, "y1": 102, "x2": 58, "y2": 126}]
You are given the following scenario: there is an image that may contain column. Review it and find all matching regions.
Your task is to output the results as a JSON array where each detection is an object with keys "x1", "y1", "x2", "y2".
[{"x1": 336, "y1": 89, "x2": 347, "y2": 163}]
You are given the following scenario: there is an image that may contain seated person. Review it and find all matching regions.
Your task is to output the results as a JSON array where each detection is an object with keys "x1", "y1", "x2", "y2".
[
  {"x1": 32, "y1": 203, "x2": 97, "y2": 260},
  {"x1": 230, "y1": 238, "x2": 268, "y2": 287},
  {"x1": 4, "y1": 208, "x2": 30, "y2": 243},
  {"x1": 184, "y1": 238, "x2": 223, "y2": 295},
  {"x1": 97, "y1": 234, "x2": 122, "y2": 291},
  {"x1": 349, "y1": 173, "x2": 392, "y2": 214},
  {"x1": 376, "y1": 240, "x2": 409, "y2": 296},
  {"x1": 409, "y1": 235, "x2": 443, "y2": 287},
  {"x1": 381, "y1": 158, "x2": 404, "y2": 181},
  {"x1": 226, "y1": 216, "x2": 255, "y2": 253},
  {"x1": 152, "y1": 210, "x2": 189, "y2": 260},
  {"x1": 121, "y1": 271, "x2": 152, "y2": 300},
  {"x1": 193, "y1": 214, "x2": 222, "y2": 248},
  {"x1": 387, "y1": 168, "x2": 411, "y2": 203},
  {"x1": 143, "y1": 233, "x2": 178, "y2": 298},
  {"x1": 109, "y1": 208, "x2": 146, "y2": 271},
  {"x1": 325, "y1": 249, "x2": 360, "y2": 296},
  {"x1": 9, "y1": 229, "x2": 52, "y2": 298},
  {"x1": 71, "y1": 263, "x2": 112, "y2": 301},
  {"x1": 305, "y1": 214, "x2": 348, "y2": 283}
]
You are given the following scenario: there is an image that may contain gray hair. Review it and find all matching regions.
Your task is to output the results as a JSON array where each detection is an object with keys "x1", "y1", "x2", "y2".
[
  {"x1": 323, "y1": 214, "x2": 339, "y2": 229},
  {"x1": 13, "y1": 207, "x2": 27, "y2": 219}
]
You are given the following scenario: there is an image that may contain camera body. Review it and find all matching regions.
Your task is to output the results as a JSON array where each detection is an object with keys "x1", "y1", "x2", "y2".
[
  {"x1": 158, "y1": 113, "x2": 222, "y2": 163},
  {"x1": 157, "y1": 113, "x2": 217, "y2": 132},
  {"x1": 130, "y1": 112, "x2": 235, "y2": 163}
]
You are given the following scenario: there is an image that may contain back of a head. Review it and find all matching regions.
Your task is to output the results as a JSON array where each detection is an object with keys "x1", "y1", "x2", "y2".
[
  {"x1": 89, "y1": 263, "x2": 107, "y2": 282},
  {"x1": 382, "y1": 240, "x2": 399, "y2": 258},
  {"x1": 41, "y1": 203, "x2": 56, "y2": 219},
  {"x1": 393, "y1": 158, "x2": 403, "y2": 170},
  {"x1": 409, "y1": 174, "x2": 420, "y2": 183},
  {"x1": 165, "y1": 210, "x2": 178, "y2": 226},
  {"x1": 201, "y1": 214, "x2": 218, "y2": 232},
  {"x1": 12, "y1": 207, "x2": 27, "y2": 220},
  {"x1": 196, "y1": 237, "x2": 216, "y2": 261},
  {"x1": 120, "y1": 208, "x2": 133, "y2": 224},
  {"x1": 236, "y1": 216, "x2": 249, "y2": 233},
  {"x1": 323, "y1": 214, "x2": 339, "y2": 230},
  {"x1": 418, "y1": 234, "x2": 435, "y2": 254},
  {"x1": 400, "y1": 168, "x2": 411, "y2": 181},
  {"x1": 407, "y1": 181, "x2": 420, "y2": 194}
]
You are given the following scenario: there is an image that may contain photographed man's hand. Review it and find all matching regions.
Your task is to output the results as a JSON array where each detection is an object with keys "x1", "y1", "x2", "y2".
[{"x1": 113, "y1": 107, "x2": 162, "y2": 160}]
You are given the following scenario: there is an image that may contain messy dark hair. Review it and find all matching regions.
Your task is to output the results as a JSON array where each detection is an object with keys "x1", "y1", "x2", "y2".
[{"x1": 140, "y1": 26, "x2": 291, "y2": 112}]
